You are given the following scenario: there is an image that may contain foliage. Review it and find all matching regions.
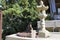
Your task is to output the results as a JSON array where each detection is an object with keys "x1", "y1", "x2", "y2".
[
  {"x1": 45, "y1": 14, "x2": 51, "y2": 20},
  {"x1": 2, "y1": 0, "x2": 38, "y2": 40}
]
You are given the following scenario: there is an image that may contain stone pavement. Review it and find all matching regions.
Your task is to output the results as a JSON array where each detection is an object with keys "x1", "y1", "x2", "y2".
[{"x1": 5, "y1": 32, "x2": 60, "y2": 40}]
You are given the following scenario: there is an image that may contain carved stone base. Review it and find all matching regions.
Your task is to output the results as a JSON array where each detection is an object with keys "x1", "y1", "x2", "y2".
[{"x1": 38, "y1": 29, "x2": 50, "y2": 38}]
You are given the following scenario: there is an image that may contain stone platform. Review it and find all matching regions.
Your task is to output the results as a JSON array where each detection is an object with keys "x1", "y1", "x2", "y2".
[{"x1": 5, "y1": 32, "x2": 60, "y2": 40}]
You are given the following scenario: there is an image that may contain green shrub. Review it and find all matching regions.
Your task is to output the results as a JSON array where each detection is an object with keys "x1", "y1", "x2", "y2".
[{"x1": 2, "y1": 0, "x2": 38, "y2": 40}]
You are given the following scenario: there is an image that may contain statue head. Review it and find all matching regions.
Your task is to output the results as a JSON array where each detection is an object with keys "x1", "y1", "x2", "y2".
[{"x1": 40, "y1": 0, "x2": 44, "y2": 5}]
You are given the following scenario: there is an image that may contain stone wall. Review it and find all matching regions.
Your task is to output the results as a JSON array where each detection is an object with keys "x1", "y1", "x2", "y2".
[{"x1": 37, "y1": 20, "x2": 60, "y2": 32}]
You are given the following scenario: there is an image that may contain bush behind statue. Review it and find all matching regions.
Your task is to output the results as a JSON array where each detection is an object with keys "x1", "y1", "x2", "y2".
[{"x1": 2, "y1": 0, "x2": 38, "y2": 40}]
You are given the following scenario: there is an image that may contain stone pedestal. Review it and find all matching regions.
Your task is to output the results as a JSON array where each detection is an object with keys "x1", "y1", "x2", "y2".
[
  {"x1": 31, "y1": 30, "x2": 36, "y2": 38},
  {"x1": 38, "y1": 29, "x2": 50, "y2": 38}
]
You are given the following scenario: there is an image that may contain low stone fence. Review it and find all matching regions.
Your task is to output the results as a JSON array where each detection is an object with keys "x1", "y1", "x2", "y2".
[{"x1": 37, "y1": 20, "x2": 60, "y2": 32}]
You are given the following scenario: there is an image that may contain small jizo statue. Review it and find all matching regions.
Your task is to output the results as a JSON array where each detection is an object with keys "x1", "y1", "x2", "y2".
[{"x1": 29, "y1": 23, "x2": 36, "y2": 38}]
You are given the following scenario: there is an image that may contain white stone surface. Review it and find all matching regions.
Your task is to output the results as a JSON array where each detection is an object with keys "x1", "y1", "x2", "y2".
[
  {"x1": 45, "y1": 20, "x2": 55, "y2": 27},
  {"x1": 55, "y1": 20, "x2": 60, "y2": 27},
  {"x1": 37, "y1": 20, "x2": 60, "y2": 28},
  {"x1": 37, "y1": 21, "x2": 55, "y2": 28},
  {"x1": 5, "y1": 32, "x2": 60, "y2": 40}
]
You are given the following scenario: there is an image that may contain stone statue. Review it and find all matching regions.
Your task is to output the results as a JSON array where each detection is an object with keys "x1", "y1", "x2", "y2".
[{"x1": 37, "y1": 0, "x2": 50, "y2": 38}]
